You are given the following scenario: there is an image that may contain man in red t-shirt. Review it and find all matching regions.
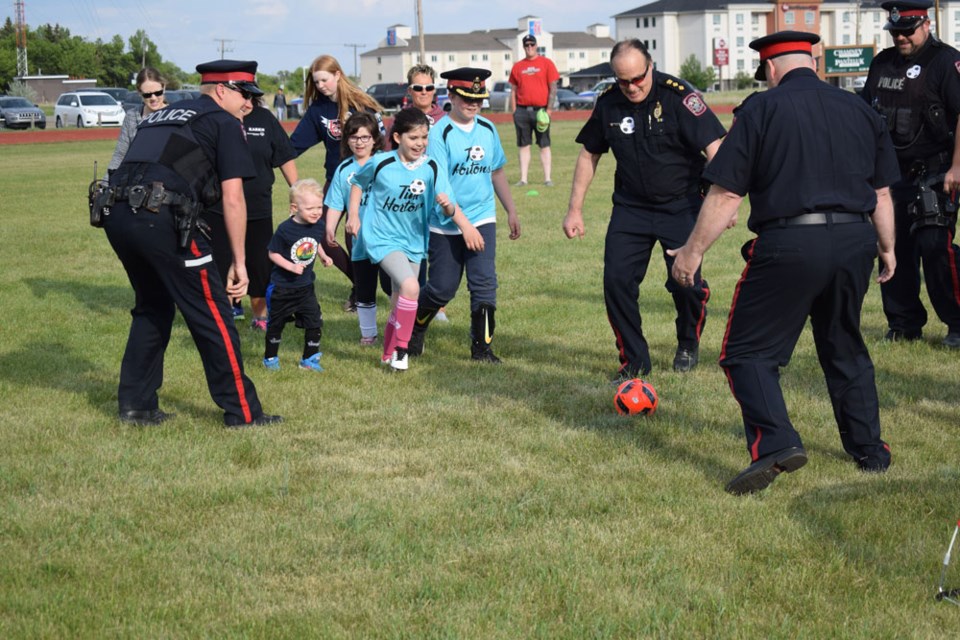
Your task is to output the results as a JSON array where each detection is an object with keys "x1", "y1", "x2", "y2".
[{"x1": 508, "y1": 34, "x2": 559, "y2": 186}]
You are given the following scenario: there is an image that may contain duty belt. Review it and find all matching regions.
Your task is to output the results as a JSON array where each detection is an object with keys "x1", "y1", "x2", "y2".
[
  {"x1": 112, "y1": 183, "x2": 193, "y2": 213},
  {"x1": 758, "y1": 212, "x2": 868, "y2": 232}
]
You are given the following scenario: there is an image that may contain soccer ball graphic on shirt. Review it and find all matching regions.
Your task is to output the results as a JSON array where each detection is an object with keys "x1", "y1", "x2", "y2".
[
  {"x1": 408, "y1": 179, "x2": 426, "y2": 195},
  {"x1": 614, "y1": 378, "x2": 658, "y2": 416},
  {"x1": 469, "y1": 145, "x2": 485, "y2": 162}
]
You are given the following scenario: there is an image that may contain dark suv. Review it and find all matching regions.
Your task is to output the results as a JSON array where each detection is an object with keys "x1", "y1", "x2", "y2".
[{"x1": 366, "y1": 83, "x2": 408, "y2": 110}]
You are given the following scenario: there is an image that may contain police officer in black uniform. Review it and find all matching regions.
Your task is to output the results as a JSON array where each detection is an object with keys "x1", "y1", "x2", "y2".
[
  {"x1": 563, "y1": 39, "x2": 725, "y2": 378},
  {"x1": 102, "y1": 60, "x2": 282, "y2": 427},
  {"x1": 861, "y1": 1, "x2": 960, "y2": 348},
  {"x1": 670, "y1": 32, "x2": 899, "y2": 494}
]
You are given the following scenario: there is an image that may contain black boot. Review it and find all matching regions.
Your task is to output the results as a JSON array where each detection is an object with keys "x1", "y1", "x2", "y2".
[
  {"x1": 408, "y1": 305, "x2": 441, "y2": 356},
  {"x1": 470, "y1": 304, "x2": 501, "y2": 364}
]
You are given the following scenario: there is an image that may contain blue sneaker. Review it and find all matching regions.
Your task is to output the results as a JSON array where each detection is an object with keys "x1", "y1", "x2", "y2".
[
  {"x1": 299, "y1": 352, "x2": 324, "y2": 372},
  {"x1": 262, "y1": 356, "x2": 280, "y2": 371}
]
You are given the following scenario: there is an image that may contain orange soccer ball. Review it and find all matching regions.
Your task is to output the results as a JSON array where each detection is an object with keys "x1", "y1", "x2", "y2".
[{"x1": 614, "y1": 378, "x2": 659, "y2": 416}]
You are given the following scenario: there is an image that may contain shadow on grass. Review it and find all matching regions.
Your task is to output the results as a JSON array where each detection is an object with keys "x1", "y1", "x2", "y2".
[{"x1": 23, "y1": 277, "x2": 131, "y2": 314}]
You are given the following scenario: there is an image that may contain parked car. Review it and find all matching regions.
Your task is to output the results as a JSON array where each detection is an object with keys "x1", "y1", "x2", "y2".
[
  {"x1": 487, "y1": 81, "x2": 512, "y2": 112},
  {"x1": 163, "y1": 90, "x2": 194, "y2": 103},
  {"x1": 366, "y1": 82, "x2": 408, "y2": 110},
  {"x1": 121, "y1": 91, "x2": 143, "y2": 112},
  {"x1": 97, "y1": 87, "x2": 131, "y2": 103},
  {"x1": 556, "y1": 88, "x2": 594, "y2": 110},
  {"x1": 0, "y1": 96, "x2": 47, "y2": 129},
  {"x1": 54, "y1": 90, "x2": 125, "y2": 128},
  {"x1": 579, "y1": 78, "x2": 617, "y2": 104}
]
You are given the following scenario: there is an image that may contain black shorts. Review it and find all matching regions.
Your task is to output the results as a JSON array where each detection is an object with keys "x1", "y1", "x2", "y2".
[
  {"x1": 203, "y1": 214, "x2": 274, "y2": 298},
  {"x1": 267, "y1": 285, "x2": 323, "y2": 330},
  {"x1": 513, "y1": 106, "x2": 550, "y2": 148}
]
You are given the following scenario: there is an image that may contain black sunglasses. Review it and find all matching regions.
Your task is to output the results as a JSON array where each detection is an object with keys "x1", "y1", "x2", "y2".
[
  {"x1": 615, "y1": 66, "x2": 651, "y2": 89},
  {"x1": 410, "y1": 84, "x2": 435, "y2": 92},
  {"x1": 891, "y1": 25, "x2": 919, "y2": 37},
  {"x1": 140, "y1": 89, "x2": 164, "y2": 99},
  {"x1": 222, "y1": 83, "x2": 253, "y2": 100}
]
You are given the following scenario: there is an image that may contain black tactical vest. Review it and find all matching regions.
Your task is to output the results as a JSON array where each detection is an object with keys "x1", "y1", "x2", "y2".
[{"x1": 117, "y1": 98, "x2": 222, "y2": 205}]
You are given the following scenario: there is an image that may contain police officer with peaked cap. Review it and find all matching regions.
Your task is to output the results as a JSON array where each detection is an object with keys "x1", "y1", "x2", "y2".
[
  {"x1": 669, "y1": 31, "x2": 899, "y2": 494},
  {"x1": 861, "y1": 0, "x2": 960, "y2": 348},
  {"x1": 103, "y1": 59, "x2": 282, "y2": 427},
  {"x1": 563, "y1": 38, "x2": 725, "y2": 378}
]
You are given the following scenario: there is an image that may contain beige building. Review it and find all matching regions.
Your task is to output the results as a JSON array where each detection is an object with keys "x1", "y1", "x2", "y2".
[
  {"x1": 613, "y1": 1, "x2": 959, "y2": 87},
  {"x1": 359, "y1": 17, "x2": 615, "y2": 88}
]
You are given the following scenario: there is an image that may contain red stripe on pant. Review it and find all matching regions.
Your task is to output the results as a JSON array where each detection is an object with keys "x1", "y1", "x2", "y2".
[{"x1": 192, "y1": 240, "x2": 253, "y2": 424}]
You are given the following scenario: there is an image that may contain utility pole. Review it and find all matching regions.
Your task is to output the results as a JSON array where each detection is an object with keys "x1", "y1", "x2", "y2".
[
  {"x1": 213, "y1": 38, "x2": 234, "y2": 60},
  {"x1": 415, "y1": 0, "x2": 425, "y2": 65},
  {"x1": 344, "y1": 43, "x2": 366, "y2": 80},
  {"x1": 15, "y1": 0, "x2": 27, "y2": 77}
]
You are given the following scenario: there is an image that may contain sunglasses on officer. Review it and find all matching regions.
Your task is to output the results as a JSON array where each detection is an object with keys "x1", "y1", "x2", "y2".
[
  {"x1": 615, "y1": 65, "x2": 651, "y2": 89},
  {"x1": 140, "y1": 89, "x2": 164, "y2": 99},
  {"x1": 891, "y1": 25, "x2": 920, "y2": 37},
  {"x1": 221, "y1": 83, "x2": 253, "y2": 101},
  {"x1": 410, "y1": 84, "x2": 435, "y2": 92}
]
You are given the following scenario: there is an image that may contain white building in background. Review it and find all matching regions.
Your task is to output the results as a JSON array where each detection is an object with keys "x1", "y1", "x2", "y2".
[
  {"x1": 614, "y1": 0, "x2": 960, "y2": 88},
  {"x1": 359, "y1": 17, "x2": 615, "y2": 88}
]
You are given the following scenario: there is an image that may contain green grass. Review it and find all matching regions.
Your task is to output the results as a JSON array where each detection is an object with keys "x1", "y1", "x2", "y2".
[{"x1": 1, "y1": 124, "x2": 959, "y2": 638}]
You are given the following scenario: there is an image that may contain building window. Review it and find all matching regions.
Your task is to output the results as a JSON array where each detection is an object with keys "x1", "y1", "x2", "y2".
[
  {"x1": 431, "y1": 55, "x2": 437, "y2": 62},
  {"x1": 377, "y1": 73, "x2": 382, "y2": 81},
  {"x1": 736, "y1": 36, "x2": 744, "y2": 47},
  {"x1": 843, "y1": 11, "x2": 851, "y2": 23},
  {"x1": 784, "y1": 11, "x2": 795, "y2": 25},
  {"x1": 579, "y1": 51, "x2": 585, "y2": 59},
  {"x1": 736, "y1": 14, "x2": 744, "y2": 25},
  {"x1": 713, "y1": 14, "x2": 721, "y2": 26},
  {"x1": 737, "y1": 59, "x2": 745, "y2": 71},
  {"x1": 377, "y1": 57, "x2": 381, "y2": 64},
  {"x1": 651, "y1": 40, "x2": 657, "y2": 50},
  {"x1": 471, "y1": 54, "x2": 477, "y2": 61},
  {"x1": 805, "y1": 11, "x2": 815, "y2": 25},
  {"x1": 601, "y1": 51, "x2": 608, "y2": 59},
  {"x1": 644, "y1": 17, "x2": 649, "y2": 28},
  {"x1": 956, "y1": 10, "x2": 960, "y2": 24},
  {"x1": 569, "y1": 52, "x2": 575, "y2": 59},
  {"x1": 505, "y1": 53, "x2": 511, "y2": 60},
  {"x1": 636, "y1": 18, "x2": 640, "y2": 28},
  {"x1": 448, "y1": 54, "x2": 455, "y2": 62},
  {"x1": 652, "y1": 17, "x2": 656, "y2": 27},
  {"x1": 482, "y1": 53, "x2": 488, "y2": 61},
  {"x1": 752, "y1": 13, "x2": 759, "y2": 25}
]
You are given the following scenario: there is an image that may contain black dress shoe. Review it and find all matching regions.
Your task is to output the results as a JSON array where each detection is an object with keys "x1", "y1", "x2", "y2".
[
  {"x1": 673, "y1": 346, "x2": 699, "y2": 372},
  {"x1": 725, "y1": 447, "x2": 808, "y2": 495},
  {"x1": 943, "y1": 332, "x2": 960, "y2": 349},
  {"x1": 119, "y1": 409, "x2": 174, "y2": 426},
  {"x1": 224, "y1": 413, "x2": 283, "y2": 429}
]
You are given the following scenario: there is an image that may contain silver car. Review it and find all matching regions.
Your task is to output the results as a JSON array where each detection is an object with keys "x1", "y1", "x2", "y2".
[
  {"x1": 54, "y1": 90, "x2": 125, "y2": 128},
  {"x1": 0, "y1": 96, "x2": 46, "y2": 129}
]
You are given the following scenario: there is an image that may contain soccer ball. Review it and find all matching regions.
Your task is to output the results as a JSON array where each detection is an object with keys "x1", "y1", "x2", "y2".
[
  {"x1": 408, "y1": 179, "x2": 426, "y2": 195},
  {"x1": 469, "y1": 145, "x2": 485, "y2": 161},
  {"x1": 614, "y1": 378, "x2": 658, "y2": 416}
]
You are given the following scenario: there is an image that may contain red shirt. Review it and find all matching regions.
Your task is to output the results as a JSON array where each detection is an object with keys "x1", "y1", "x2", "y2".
[{"x1": 508, "y1": 56, "x2": 559, "y2": 108}]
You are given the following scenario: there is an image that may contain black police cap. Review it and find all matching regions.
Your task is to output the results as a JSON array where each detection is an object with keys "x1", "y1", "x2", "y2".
[
  {"x1": 881, "y1": 1, "x2": 932, "y2": 31},
  {"x1": 749, "y1": 31, "x2": 821, "y2": 81},
  {"x1": 440, "y1": 67, "x2": 491, "y2": 99},
  {"x1": 196, "y1": 59, "x2": 263, "y2": 96}
]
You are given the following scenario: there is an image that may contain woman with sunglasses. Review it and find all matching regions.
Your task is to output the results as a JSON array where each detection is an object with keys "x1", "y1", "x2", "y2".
[
  {"x1": 290, "y1": 54, "x2": 385, "y2": 312},
  {"x1": 106, "y1": 67, "x2": 167, "y2": 180}
]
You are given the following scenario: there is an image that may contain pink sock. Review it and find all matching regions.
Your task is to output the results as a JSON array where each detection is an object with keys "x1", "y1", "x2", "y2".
[
  {"x1": 394, "y1": 296, "x2": 419, "y2": 348},
  {"x1": 382, "y1": 309, "x2": 398, "y2": 361}
]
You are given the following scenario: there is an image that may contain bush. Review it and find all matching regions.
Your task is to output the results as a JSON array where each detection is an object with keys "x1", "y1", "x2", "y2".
[{"x1": 678, "y1": 54, "x2": 716, "y2": 91}]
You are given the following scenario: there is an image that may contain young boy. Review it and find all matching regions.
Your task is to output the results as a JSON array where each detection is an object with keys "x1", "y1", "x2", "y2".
[{"x1": 263, "y1": 179, "x2": 334, "y2": 372}]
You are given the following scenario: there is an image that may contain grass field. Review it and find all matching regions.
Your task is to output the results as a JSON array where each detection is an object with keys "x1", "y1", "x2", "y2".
[{"x1": 2, "y1": 121, "x2": 959, "y2": 638}]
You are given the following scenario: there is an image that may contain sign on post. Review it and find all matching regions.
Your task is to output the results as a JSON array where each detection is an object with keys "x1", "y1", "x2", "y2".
[
  {"x1": 823, "y1": 45, "x2": 875, "y2": 76},
  {"x1": 713, "y1": 37, "x2": 729, "y2": 67}
]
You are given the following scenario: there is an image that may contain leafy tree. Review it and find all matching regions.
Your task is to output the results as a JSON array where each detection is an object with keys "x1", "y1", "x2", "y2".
[
  {"x1": 734, "y1": 71, "x2": 755, "y2": 91},
  {"x1": 678, "y1": 54, "x2": 716, "y2": 91}
]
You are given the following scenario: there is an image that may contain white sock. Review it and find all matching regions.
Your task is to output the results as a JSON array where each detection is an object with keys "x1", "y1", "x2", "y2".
[{"x1": 357, "y1": 303, "x2": 378, "y2": 339}]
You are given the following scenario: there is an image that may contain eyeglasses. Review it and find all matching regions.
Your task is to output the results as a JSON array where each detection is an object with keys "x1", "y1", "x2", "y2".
[
  {"x1": 523, "y1": 43, "x2": 538, "y2": 48},
  {"x1": 891, "y1": 25, "x2": 919, "y2": 38},
  {"x1": 222, "y1": 83, "x2": 253, "y2": 100},
  {"x1": 141, "y1": 89, "x2": 164, "y2": 99},
  {"x1": 410, "y1": 84, "x2": 435, "y2": 92},
  {"x1": 616, "y1": 67, "x2": 651, "y2": 89},
  {"x1": 348, "y1": 135, "x2": 373, "y2": 143}
]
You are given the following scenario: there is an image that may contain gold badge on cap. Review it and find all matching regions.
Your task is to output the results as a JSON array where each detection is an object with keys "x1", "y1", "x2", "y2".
[
  {"x1": 891, "y1": 7, "x2": 900, "y2": 21},
  {"x1": 472, "y1": 78, "x2": 482, "y2": 93}
]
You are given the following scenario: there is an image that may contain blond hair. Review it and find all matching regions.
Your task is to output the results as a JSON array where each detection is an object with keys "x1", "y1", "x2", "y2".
[
  {"x1": 305, "y1": 54, "x2": 383, "y2": 124},
  {"x1": 289, "y1": 178, "x2": 324, "y2": 204}
]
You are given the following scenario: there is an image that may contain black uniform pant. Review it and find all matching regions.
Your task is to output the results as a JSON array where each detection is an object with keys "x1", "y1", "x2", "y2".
[
  {"x1": 104, "y1": 202, "x2": 264, "y2": 425},
  {"x1": 881, "y1": 195, "x2": 960, "y2": 335},
  {"x1": 604, "y1": 200, "x2": 709, "y2": 375},
  {"x1": 719, "y1": 222, "x2": 890, "y2": 468}
]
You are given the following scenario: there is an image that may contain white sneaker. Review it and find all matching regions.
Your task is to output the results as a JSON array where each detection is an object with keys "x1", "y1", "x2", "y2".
[
  {"x1": 434, "y1": 309, "x2": 449, "y2": 323},
  {"x1": 390, "y1": 347, "x2": 409, "y2": 371}
]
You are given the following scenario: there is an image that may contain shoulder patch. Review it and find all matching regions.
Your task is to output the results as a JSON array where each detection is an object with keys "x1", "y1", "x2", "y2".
[
  {"x1": 682, "y1": 92, "x2": 708, "y2": 116},
  {"x1": 955, "y1": 60, "x2": 960, "y2": 75}
]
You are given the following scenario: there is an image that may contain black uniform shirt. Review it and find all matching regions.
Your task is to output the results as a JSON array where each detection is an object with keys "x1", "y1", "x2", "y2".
[
  {"x1": 268, "y1": 217, "x2": 322, "y2": 288},
  {"x1": 209, "y1": 106, "x2": 296, "y2": 220},
  {"x1": 861, "y1": 38, "x2": 960, "y2": 171},
  {"x1": 575, "y1": 71, "x2": 725, "y2": 206},
  {"x1": 705, "y1": 68, "x2": 900, "y2": 232}
]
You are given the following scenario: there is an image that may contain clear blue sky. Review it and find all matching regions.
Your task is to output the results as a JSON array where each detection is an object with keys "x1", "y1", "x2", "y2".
[{"x1": 21, "y1": 1, "x2": 641, "y2": 77}]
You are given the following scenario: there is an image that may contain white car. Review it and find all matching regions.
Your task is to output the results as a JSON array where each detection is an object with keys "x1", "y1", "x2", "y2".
[{"x1": 54, "y1": 90, "x2": 126, "y2": 128}]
